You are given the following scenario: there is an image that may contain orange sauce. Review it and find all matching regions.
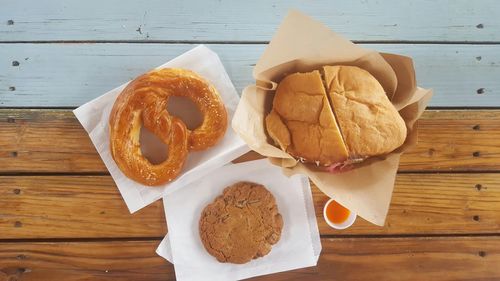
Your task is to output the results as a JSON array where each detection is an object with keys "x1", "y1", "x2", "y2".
[{"x1": 325, "y1": 200, "x2": 351, "y2": 224}]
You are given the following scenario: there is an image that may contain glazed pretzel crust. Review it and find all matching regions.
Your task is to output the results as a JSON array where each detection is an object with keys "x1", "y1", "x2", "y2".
[{"x1": 109, "y1": 68, "x2": 227, "y2": 186}]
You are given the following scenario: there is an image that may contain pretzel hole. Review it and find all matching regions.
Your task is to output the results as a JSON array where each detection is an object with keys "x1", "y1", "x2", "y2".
[
  {"x1": 140, "y1": 126, "x2": 168, "y2": 165},
  {"x1": 167, "y1": 96, "x2": 203, "y2": 130}
]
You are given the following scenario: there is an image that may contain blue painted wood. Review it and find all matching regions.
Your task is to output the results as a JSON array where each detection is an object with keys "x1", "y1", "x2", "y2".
[
  {"x1": 1, "y1": 0, "x2": 498, "y2": 42},
  {"x1": 0, "y1": 43, "x2": 498, "y2": 107}
]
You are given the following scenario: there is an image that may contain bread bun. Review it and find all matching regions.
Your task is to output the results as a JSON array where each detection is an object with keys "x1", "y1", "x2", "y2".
[
  {"x1": 265, "y1": 65, "x2": 406, "y2": 166},
  {"x1": 265, "y1": 70, "x2": 348, "y2": 166},
  {"x1": 322, "y1": 66, "x2": 407, "y2": 158},
  {"x1": 109, "y1": 68, "x2": 227, "y2": 186}
]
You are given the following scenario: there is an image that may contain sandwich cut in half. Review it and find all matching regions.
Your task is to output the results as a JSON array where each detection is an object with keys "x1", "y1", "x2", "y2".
[{"x1": 265, "y1": 65, "x2": 407, "y2": 169}]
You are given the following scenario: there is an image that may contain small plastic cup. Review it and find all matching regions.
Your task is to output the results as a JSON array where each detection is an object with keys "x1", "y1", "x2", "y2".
[{"x1": 323, "y1": 198, "x2": 357, "y2": 230}]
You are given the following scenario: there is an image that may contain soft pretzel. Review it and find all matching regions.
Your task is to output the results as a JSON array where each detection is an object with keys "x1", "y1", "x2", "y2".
[{"x1": 109, "y1": 68, "x2": 227, "y2": 186}]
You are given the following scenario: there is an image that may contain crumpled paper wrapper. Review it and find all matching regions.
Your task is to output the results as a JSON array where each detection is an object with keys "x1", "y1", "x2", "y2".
[
  {"x1": 156, "y1": 159, "x2": 321, "y2": 281},
  {"x1": 232, "y1": 11, "x2": 433, "y2": 226},
  {"x1": 74, "y1": 45, "x2": 250, "y2": 213}
]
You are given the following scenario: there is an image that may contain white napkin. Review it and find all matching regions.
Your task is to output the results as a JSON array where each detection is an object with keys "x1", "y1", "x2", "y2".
[
  {"x1": 156, "y1": 159, "x2": 321, "y2": 281},
  {"x1": 73, "y1": 45, "x2": 250, "y2": 213}
]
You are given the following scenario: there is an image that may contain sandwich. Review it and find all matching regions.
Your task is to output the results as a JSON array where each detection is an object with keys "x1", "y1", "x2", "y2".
[{"x1": 265, "y1": 65, "x2": 407, "y2": 170}]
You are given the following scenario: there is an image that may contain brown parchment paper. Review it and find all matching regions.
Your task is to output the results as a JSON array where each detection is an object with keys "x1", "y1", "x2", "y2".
[{"x1": 232, "y1": 10, "x2": 433, "y2": 226}]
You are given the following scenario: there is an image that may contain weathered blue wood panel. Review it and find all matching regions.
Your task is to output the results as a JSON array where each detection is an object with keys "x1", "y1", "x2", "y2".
[
  {"x1": 0, "y1": 43, "x2": 498, "y2": 107},
  {"x1": 1, "y1": 0, "x2": 498, "y2": 42}
]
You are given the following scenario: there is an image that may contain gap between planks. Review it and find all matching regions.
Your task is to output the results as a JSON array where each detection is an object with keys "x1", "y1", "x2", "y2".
[
  {"x1": 2, "y1": 107, "x2": 500, "y2": 110},
  {"x1": 2, "y1": 170, "x2": 500, "y2": 177},
  {"x1": 1, "y1": 40, "x2": 500, "y2": 45},
  {"x1": 2, "y1": 233, "x2": 500, "y2": 244}
]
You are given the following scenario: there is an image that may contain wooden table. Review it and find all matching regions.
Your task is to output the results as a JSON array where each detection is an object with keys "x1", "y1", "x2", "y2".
[{"x1": 1, "y1": 1, "x2": 500, "y2": 280}]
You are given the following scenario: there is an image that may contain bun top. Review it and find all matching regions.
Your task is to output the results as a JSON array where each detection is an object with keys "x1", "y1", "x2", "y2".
[
  {"x1": 265, "y1": 70, "x2": 348, "y2": 166},
  {"x1": 322, "y1": 65, "x2": 407, "y2": 158},
  {"x1": 265, "y1": 65, "x2": 407, "y2": 166}
]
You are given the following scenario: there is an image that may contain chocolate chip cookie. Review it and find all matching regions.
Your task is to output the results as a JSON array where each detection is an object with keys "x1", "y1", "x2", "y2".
[{"x1": 199, "y1": 181, "x2": 283, "y2": 264}]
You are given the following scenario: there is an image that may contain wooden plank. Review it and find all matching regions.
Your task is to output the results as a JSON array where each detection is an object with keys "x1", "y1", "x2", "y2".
[
  {"x1": 1, "y1": 109, "x2": 499, "y2": 173},
  {"x1": 317, "y1": 173, "x2": 500, "y2": 236},
  {"x1": 0, "y1": 176, "x2": 166, "y2": 239},
  {"x1": 1, "y1": 43, "x2": 499, "y2": 107},
  {"x1": 256, "y1": 236, "x2": 500, "y2": 281},
  {"x1": 1, "y1": 173, "x2": 499, "y2": 239},
  {"x1": 0, "y1": 240, "x2": 171, "y2": 281},
  {"x1": 0, "y1": 110, "x2": 106, "y2": 173},
  {"x1": 1, "y1": 0, "x2": 499, "y2": 42},
  {"x1": 1, "y1": 237, "x2": 499, "y2": 281},
  {"x1": 400, "y1": 110, "x2": 500, "y2": 171}
]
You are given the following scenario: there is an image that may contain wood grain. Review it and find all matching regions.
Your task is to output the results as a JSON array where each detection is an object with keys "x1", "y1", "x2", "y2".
[
  {"x1": 0, "y1": 176, "x2": 166, "y2": 239},
  {"x1": 1, "y1": 2, "x2": 498, "y2": 280},
  {"x1": 1, "y1": 173, "x2": 499, "y2": 239},
  {"x1": 0, "y1": 110, "x2": 106, "y2": 173},
  {"x1": 1, "y1": 237, "x2": 499, "y2": 281},
  {"x1": 1, "y1": 109, "x2": 499, "y2": 173},
  {"x1": 254, "y1": 236, "x2": 500, "y2": 281},
  {"x1": 400, "y1": 110, "x2": 500, "y2": 171},
  {"x1": 1, "y1": 43, "x2": 499, "y2": 107},
  {"x1": 1, "y1": 0, "x2": 498, "y2": 42},
  {"x1": 0, "y1": 240, "x2": 170, "y2": 281},
  {"x1": 317, "y1": 173, "x2": 500, "y2": 236}
]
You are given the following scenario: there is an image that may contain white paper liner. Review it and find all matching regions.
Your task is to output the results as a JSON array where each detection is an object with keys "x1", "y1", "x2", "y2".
[
  {"x1": 74, "y1": 45, "x2": 250, "y2": 212},
  {"x1": 156, "y1": 159, "x2": 321, "y2": 281}
]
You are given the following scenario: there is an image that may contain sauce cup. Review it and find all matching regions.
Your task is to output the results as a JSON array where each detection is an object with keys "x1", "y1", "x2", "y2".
[{"x1": 323, "y1": 198, "x2": 357, "y2": 230}]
